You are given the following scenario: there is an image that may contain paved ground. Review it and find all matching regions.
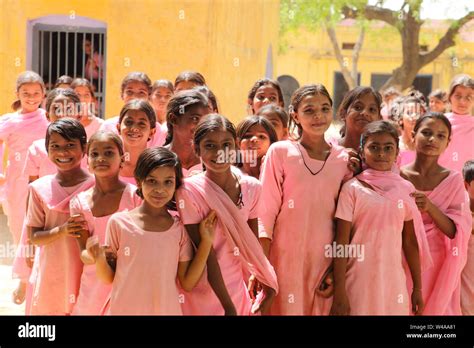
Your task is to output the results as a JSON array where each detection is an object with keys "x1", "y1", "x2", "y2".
[{"x1": 0, "y1": 212, "x2": 25, "y2": 315}]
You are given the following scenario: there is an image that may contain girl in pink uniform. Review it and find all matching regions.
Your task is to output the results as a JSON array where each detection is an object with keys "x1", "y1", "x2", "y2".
[
  {"x1": 236, "y1": 116, "x2": 278, "y2": 179},
  {"x1": 71, "y1": 78, "x2": 104, "y2": 137},
  {"x1": 336, "y1": 86, "x2": 382, "y2": 151},
  {"x1": 247, "y1": 78, "x2": 284, "y2": 115},
  {"x1": 461, "y1": 160, "x2": 474, "y2": 315},
  {"x1": 256, "y1": 104, "x2": 289, "y2": 141},
  {"x1": 150, "y1": 79, "x2": 174, "y2": 132},
  {"x1": 163, "y1": 90, "x2": 211, "y2": 177},
  {"x1": 259, "y1": 84, "x2": 352, "y2": 315},
  {"x1": 176, "y1": 114, "x2": 278, "y2": 315},
  {"x1": 331, "y1": 121, "x2": 424, "y2": 315},
  {"x1": 401, "y1": 112, "x2": 472, "y2": 315},
  {"x1": 397, "y1": 91, "x2": 427, "y2": 168},
  {"x1": 174, "y1": 70, "x2": 206, "y2": 92},
  {"x1": 438, "y1": 74, "x2": 474, "y2": 173},
  {"x1": 90, "y1": 147, "x2": 217, "y2": 315},
  {"x1": 13, "y1": 88, "x2": 85, "y2": 309},
  {"x1": 116, "y1": 99, "x2": 157, "y2": 185},
  {"x1": 26, "y1": 119, "x2": 94, "y2": 315},
  {"x1": 0, "y1": 71, "x2": 49, "y2": 244},
  {"x1": 70, "y1": 131, "x2": 141, "y2": 315}
]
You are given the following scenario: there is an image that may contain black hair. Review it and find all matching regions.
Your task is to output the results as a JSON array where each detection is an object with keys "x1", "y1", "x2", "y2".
[
  {"x1": 257, "y1": 104, "x2": 290, "y2": 129},
  {"x1": 193, "y1": 85, "x2": 219, "y2": 113},
  {"x1": 413, "y1": 112, "x2": 452, "y2": 139},
  {"x1": 193, "y1": 114, "x2": 237, "y2": 153},
  {"x1": 54, "y1": 75, "x2": 73, "y2": 88},
  {"x1": 118, "y1": 99, "x2": 156, "y2": 129},
  {"x1": 45, "y1": 88, "x2": 82, "y2": 117},
  {"x1": 45, "y1": 118, "x2": 87, "y2": 152},
  {"x1": 289, "y1": 84, "x2": 333, "y2": 139},
  {"x1": 87, "y1": 130, "x2": 124, "y2": 157},
  {"x1": 174, "y1": 71, "x2": 206, "y2": 88},
  {"x1": 463, "y1": 160, "x2": 474, "y2": 184},
  {"x1": 120, "y1": 72, "x2": 152, "y2": 95},
  {"x1": 360, "y1": 120, "x2": 399, "y2": 151},
  {"x1": 134, "y1": 147, "x2": 183, "y2": 211},
  {"x1": 164, "y1": 90, "x2": 209, "y2": 146},
  {"x1": 247, "y1": 78, "x2": 284, "y2": 113}
]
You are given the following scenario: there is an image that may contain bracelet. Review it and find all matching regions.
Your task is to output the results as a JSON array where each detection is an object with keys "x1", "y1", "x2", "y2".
[{"x1": 412, "y1": 287, "x2": 422, "y2": 291}]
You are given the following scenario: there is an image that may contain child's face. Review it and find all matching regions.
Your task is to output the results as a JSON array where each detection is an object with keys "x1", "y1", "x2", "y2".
[
  {"x1": 198, "y1": 130, "x2": 236, "y2": 173},
  {"x1": 17, "y1": 83, "x2": 44, "y2": 113},
  {"x1": 344, "y1": 93, "x2": 381, "y2": 136},
  {"x1": 121, "y1": 82, "x2": 149, "y2": 103},
  {"x1": 429, "y1": 97, "x2": 446, "y2": 113},
  {"x1": 239, "y1": 124, "x2": 271, "y2": 159},
  {"x1": 465, "y1": 180, "x2": 474, "y2": 201},
  {"x1": 150, "y1": 87, "x2": 173, "y2": 114},
  {"x1": 139, "y1": 166, "x2": 176, "y2": 209},
  {"x1": 173, "y1": 105, "x2": 209, "y2": 143},
  {"x1": 48, "y1": 96, "x2": 82, "y2": 122},
  {"x1": 450, "y1": 85, "x2": 473, "y2": 115},
  {"x1": 402, "y1": 102, "x2": 422, "y2": 132},
  {"x1": 118, "y1": 110, "x2": 155, "y2": 147},
  {"x1": 293, "y1": 94, "x2": 332, "y2": 137},
  {"x1": 362, "y1": 133, "x2": 398, "y2": 172},
  {"x1": 47, "y1": 132, "x2": 84, "y2": 171},
  {"x1": 251, "y1": 85, "x2": 281, "y2": 114},
  {"x1": 74, "y1": 86, "x2": 95, "y2": 117},
  {"x1": 258, "y1": 109, "x2": 288, "y2": 140},
  {"x1": 412, "y1": 118, "x2": 450, "y2": 157},
  {"x1": 175, "y1": 81, "x2": 199, "y2": 92},
  {"x1": 87, "y1": 138, "x2": 123, "y2": 178}
]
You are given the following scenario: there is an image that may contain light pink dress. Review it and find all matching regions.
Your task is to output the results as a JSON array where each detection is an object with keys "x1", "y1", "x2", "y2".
[
  {"x1": 84, "y1": 116, "x2": 104, "y2": 138},
  {"x1": 0, "y1": 108, "x2": 49, "y2": 243},
  {"x1": 259, "y1": 140, "x2": 352, "y2": 315},
  {"x1": 26, "y1": 175, "x2": 95, "y2": 315},
  {"x1": 105, "y1": 212, "x2": 193, "y2": 315},
  {"x1": 461, "y1": 212, "x2": 474, "y2": 315},
  {"x1": 335, "y1": 170, "x2": 425, "y2": 315},
  {"x1": 420, "y1": 171, "x2": 472, "y2": 315},
  {"x1": 100, "y1": 116, "x2": 167, "y2": 147},
  {"x1": 176, "y1": 173, "x2": 278, "y2": 315},
  {"x1": 70, "y1": 183, "x2": 141, "y2": 315},
  {"x1": 438, "y1": 112, "x2": 474, "y2": 173}
]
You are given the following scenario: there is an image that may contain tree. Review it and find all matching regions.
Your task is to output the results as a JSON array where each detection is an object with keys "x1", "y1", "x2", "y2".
[
  {"x1": 342, "y1": 0, "x2": 473, "y2": 91},
  {"x1": 280, "y1": 0, "x2": 368, "y2": 90}
]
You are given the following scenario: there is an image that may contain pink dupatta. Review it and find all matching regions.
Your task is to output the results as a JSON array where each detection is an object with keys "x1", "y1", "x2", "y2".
[{"x1": 181, "y1": 174, "x2": 279, "y2": 293}]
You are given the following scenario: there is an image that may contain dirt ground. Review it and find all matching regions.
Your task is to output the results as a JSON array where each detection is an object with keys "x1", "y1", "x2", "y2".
[{"x1": 0, "y1": 212, "x2": 25, "y2": 315}]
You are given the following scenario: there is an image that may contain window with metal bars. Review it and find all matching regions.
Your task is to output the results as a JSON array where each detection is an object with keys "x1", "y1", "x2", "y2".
[{"x1": 32, "y1": 24, "x2": 107, "y2": 118}]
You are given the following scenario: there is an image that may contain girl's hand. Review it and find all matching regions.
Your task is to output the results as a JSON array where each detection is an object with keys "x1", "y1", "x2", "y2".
[
  {"x1": 0, "y1": 173, "x2": 6, "y2": 186},
  {"x1": 59, "y1": 214, "x2": 89, "y2": 238},
  {"x1": 410, "y1": 192, "x2": 433, "y2": 213},
  {"x1": 346, "y1": 148, "x2": 362, "y2": 174},
  {"x1": 315, "y1": 271, "x2": 334, "y2": 298},
  {"x1": 411, "y1": 289, "x2": 424, "y2": 315},
  {"x1": 25, "y1": 241, "x2": 35, "y2": 268},
  {"x1": 199, "y1": 210, "x2": 217, "y2": 244},
  {"x1": 330, "y1": 292, "x2": 351, "y2": 316},
  {"x1": 252, "y1": 284, "x2": 275, "y2": 315},
  {"x1": 247, "y1": 274, "x2": 263, "y2": 300},
  {"x1": 86, "y1": 235, "x2": 101, "y2": 261}
]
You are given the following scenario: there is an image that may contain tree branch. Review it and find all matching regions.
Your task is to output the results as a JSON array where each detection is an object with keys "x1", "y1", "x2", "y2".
[
  {"x1": 420, "y1": 11, "x2": 474, "y2": 66},
  {"x1": 343, "y1": 5, "x2": 398, "y2": 26},
  {"x1": 325, "y1": 25, "x2": 356, "y2": 89},
  {"x1": 352, "y1": 26, "x2": 365, "y2": 83}
]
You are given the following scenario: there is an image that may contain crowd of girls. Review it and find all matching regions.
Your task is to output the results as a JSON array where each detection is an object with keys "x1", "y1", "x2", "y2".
[{"x1": 1, "y1": 69, "x2": 472, "y2": 315}]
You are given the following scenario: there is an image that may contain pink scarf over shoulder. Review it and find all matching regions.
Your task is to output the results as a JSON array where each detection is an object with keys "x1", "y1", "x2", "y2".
[{"x1": 181, "y1": 174, "x2": 279, "y2": 293}]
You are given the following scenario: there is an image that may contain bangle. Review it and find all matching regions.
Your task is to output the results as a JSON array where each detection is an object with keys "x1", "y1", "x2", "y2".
[{"x1": 413, "y1": 287, "x2": 422, "y2": 291}]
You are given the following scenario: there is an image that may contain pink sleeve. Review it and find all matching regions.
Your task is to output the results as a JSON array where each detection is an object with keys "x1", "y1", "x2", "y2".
[
  {"x1": 0, "y1": 114, "x2": 14, "y2": 140},
  {"x1": 105, "y1": 216, "x2": 121, "y2": 256},
  {"x1": 23, "y1": 143, "x2": 41, "y2": 177},
  {"x1": 334, "y1": 181, "x2": 355, "y2": 222},
  {"x1": 178, "y1": 225, "x2": 193, "y2": 262},
  {"x1": 25, "y1": 186, "x2": 45, "y2": 228},
  {"x1": 247, "y1": 180, "x2": 262, "y2": 220},
  {"x1": 258, "y1": 144, "x2": 284, "y2": 240},
  {"x1": 176, "y1": 187, "x2": 204, "y2": 225}
]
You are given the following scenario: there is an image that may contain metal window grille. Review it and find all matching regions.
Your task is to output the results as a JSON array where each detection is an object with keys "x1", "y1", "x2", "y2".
[{"x1": 32, "y1": 24, "x2": 107, "y2": 118}]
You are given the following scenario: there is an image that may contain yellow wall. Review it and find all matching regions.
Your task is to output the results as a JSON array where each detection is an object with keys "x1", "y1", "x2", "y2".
[
  {"x1": 277, "y1": 20, "x2": 474, "y2": 95},
  {"x1": 0, "y1": 0, "x2": 280, "y2": 124}
]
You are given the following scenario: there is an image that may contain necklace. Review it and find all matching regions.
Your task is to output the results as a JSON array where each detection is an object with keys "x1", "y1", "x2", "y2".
[{"x1": 295, "y1": 142, "x2": 331, "y2": 176}]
